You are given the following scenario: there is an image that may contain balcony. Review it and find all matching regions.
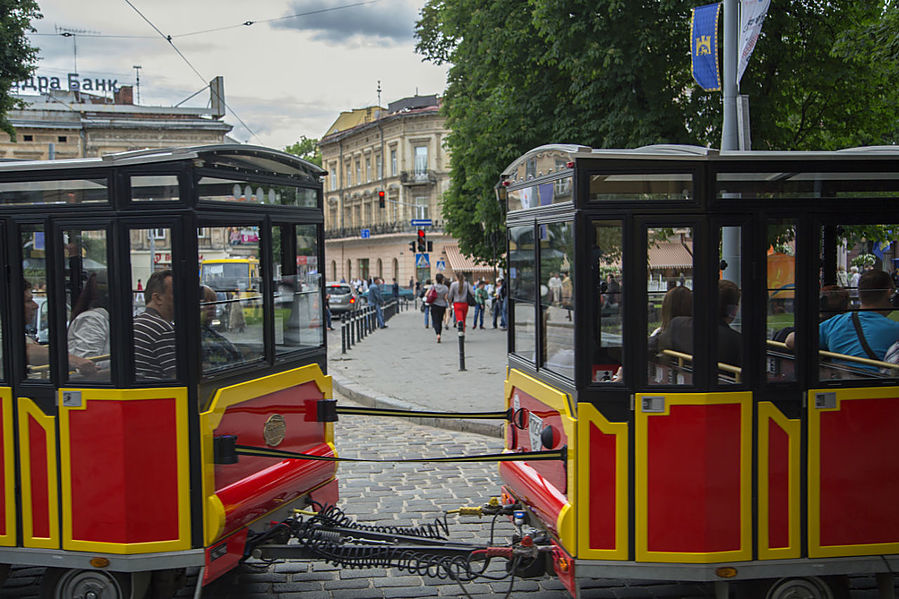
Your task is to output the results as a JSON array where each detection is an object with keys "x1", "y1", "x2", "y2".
[
  {"x1": 325, "y1": 221, "x2": 444, "y2": 240},
  {"x1": 400, "y1": 170, "x2": 437, "y2": 186}
]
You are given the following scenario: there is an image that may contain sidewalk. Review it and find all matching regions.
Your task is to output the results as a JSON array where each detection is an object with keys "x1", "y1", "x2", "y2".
[{"x1": 327, "y1": 305, "x2": 508, "y2": 437}]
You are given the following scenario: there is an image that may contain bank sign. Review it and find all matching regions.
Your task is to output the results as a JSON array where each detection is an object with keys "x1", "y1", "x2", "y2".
[{"x1": 12, "y1": 72, "x2": 120, "y2": 94}]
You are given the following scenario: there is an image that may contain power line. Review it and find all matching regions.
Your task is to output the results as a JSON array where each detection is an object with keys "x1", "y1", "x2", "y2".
[{"x1": 121, "y1": 0, "x2": 263, "y2": 144}]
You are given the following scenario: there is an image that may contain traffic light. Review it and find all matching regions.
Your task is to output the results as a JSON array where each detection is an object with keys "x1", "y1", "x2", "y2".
[
  {"x1": 427, "y1": 241, "x2": 433, "y2": 252},
  {"x1": 417, "y1": 229, "x2": 427, "y2": 252},
  {"x1": 378, "y1": 190, "x2": 385, "y2": 208},
  {"x1": 409, "y1": 240, "x2": 416, "y2": 253}
]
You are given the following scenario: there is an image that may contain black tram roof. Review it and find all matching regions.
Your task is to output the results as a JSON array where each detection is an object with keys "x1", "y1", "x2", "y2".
[
  {"x1": 501, "y1": 143, "x2": 899, "y2": 185},
  {"x1": 0, "y1": 144, "x2": 327, "y2": 179}
]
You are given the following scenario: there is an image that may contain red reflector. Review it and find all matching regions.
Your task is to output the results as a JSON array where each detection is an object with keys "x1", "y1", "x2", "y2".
[
  {"x1": 502, "y1": 180, "x2": 510, "y2": 187},
  {"x1": 350, "y1": 298, "x2": 355, "y2": 303},
  {"x1": 566, "y1": 161, "x2": 574, "y2": 168}
]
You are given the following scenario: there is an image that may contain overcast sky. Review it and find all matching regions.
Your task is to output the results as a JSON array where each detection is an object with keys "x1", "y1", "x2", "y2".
[{"x1": 24, "y1": 0, "x2": 449, "y2": 148}]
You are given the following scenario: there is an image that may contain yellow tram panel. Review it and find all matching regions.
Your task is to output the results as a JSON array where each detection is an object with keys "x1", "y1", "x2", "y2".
[
  {"x1": 757, "y1": 401, "x2": 800, "y2": 560},
  {"x1": 0, "y1": 390, "x2": 15, "y2": 547},
  {"x1": 17, "y1": 397, "x2": 60, "y2": 549}
]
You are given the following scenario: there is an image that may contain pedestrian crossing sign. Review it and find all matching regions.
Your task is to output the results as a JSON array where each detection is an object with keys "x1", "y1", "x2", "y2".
[{"x1": 416, "y1": 253, "x2": 430, "y2": 267}]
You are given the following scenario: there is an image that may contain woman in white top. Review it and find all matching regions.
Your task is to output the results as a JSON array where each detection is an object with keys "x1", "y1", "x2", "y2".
[
  {"x1": 67, "y1": 272, "x2": 110, "y2": 379},
  {"x1": 448, "y1": 272, "x2": 471, "y2": 332}
]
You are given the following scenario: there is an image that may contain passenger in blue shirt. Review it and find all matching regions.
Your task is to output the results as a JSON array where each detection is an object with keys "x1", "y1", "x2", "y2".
[{"x1": 812, "y1": 270, "x2": 899, "y2": 371}]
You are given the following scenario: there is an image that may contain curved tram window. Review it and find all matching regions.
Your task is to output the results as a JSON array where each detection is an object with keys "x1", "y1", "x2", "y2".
[
  {"x1": 539, "y1": 222, "x2": 575, "y2": 379},
  {"x1": 510, "y1": 226, "x2": 536, "y2": 361}
]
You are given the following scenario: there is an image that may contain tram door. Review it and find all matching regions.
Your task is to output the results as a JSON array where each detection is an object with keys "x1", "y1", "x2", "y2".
[
  {"x1": 635, "y1": 219, "x2": 753, "y2": 564},
  {"x1": 11, "y1": 218, "x2": 192, "y2": 553}
]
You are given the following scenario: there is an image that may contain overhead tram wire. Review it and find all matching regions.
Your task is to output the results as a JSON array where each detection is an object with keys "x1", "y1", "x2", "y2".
[{"x1": 121, "y1": 0, "x2": 264, "y2": 145}]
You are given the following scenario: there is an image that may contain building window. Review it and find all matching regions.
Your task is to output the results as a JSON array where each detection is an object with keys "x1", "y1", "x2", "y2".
[
  {"x1": 57, "y1": 136, "x2": 67, "y2": 143},
  {"x1": 376, "y1": 154, "x2": 383, "y2": 179},
  {"x1": 23, "y1": 135, "x2": 33, "y2": 142},
  {"x1": 330, "y1": 162, "x2": 337, "y2": 190},
  {"x1": 149, "y1": 228, "x2": 166, "y2": 240},
  {"x1": 345, "y1": 161, "x2": 352, "y2": 187},
  {"x1": 414, "y1": 146, "x2": 428, "y2": 178},
  {"x1": 197, "y1": 227, "x2": 208, "y2": 238},
  {"x1": 415, "y1": 196, "x2": 429, "y2": 219},
  {"x1": 390, "y1": 149, "x2": 397, "y2": 176},
  {"x1": 355, "y1": 159, "x2": 361, "y2": 185},
  {"x1": 365, "y1": 157, "x2": 371, "y2": 183}
]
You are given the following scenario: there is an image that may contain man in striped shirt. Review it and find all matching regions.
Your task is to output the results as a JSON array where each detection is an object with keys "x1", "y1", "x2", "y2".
[{"x1": 134, "y1": 270, "x2": 176, "y2": 381}]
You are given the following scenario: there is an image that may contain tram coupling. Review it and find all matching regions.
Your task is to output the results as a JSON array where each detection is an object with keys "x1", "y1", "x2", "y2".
[{"x1": 246, "y1": 502, "x2": 554, "y2": 588}]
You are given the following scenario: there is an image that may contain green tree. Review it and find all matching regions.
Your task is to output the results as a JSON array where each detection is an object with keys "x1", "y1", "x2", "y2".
[
  {"x1": 284, "y1": 136, "x2": 322, "y2": 167},
  {"x1": 0, "y1": 0, "x2": 41, "y2": 140},
  {"x1": 416, "y1": 0, "x2": 899, "y2": 262}
]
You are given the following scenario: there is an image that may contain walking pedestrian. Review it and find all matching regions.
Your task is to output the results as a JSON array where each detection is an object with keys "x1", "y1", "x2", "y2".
[
  {"x1": 369, "y1": 277, "x2": 387, "y2": 328},
  {"x1": 473, "y1": 280, "x2": 488, "y2": 329},
  {"x1": 493, "y1": 277, "x2": 507, "y2": 329},
  {"x1": 420, "y1": 278, "x2": 431, "y2": 328},
  {"x1": 428, "y1": 273, "x2": 449, "y2": 343},
  {"x1": 449, "y1": 272, "x2": 472, "y2": 332}
]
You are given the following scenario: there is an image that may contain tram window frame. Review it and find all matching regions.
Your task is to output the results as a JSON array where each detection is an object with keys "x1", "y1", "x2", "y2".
[
  {"x1": 0, "y1": 175, "x2": 111, "y2": 206},
  {"x1": 537, "y1": 220, "x2": 575, "y2": 380},
  {"x1": 589, "y1": 218, "x2": 626, "y2": 386},
  {"x1": 505, "y1": 172, "x2": 574, "y2": 212},
  {"x1": 586, "y1": 169, "x2": 696, "y2": 204},
  {"x1": 716, "y1": 169, "x2": 899, "y2": 200},
  {"x1": 711, "y1": 220, "x2": 751, "y2": 390},
  {"x1": 195, "y1": 174, "x2": 320, "y2": 209},
  {"x1": 509, "y1": 223, "x2": 537, "y2": 363}
]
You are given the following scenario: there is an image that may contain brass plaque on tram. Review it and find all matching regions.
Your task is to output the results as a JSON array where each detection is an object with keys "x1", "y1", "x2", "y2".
[{"x1": 263, "y1": 414, "x2": 287, "y2": 447}]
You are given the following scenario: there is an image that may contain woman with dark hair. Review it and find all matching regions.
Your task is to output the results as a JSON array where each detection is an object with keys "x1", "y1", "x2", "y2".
[
  {"x1": 429, "y1": 273, "x2": 450, "y2": 343},
  {"x1": 67, "y1": 272, "x2": 110, "y2": 377},
  {"x1": 648, "y1": 285, "x2": 693, "y2": 355}
]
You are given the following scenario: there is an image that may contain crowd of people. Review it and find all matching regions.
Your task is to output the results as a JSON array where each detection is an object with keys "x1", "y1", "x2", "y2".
[{"x1": 417, "y1": 273, "x2": 506, "y2": 343}]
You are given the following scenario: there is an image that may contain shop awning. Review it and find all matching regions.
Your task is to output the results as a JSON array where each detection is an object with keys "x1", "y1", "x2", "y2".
[
  {"x1": 648, "y1": 241, "x2": 694, "y2": 270},
  {"x1": 444, "y1": 244, "x2": 496, "y2": 274}
]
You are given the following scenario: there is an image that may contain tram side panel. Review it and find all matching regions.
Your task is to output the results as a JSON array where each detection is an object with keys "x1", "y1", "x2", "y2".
[{"x1": 200, "y1": 364, "x2": 337, "y2": 584}]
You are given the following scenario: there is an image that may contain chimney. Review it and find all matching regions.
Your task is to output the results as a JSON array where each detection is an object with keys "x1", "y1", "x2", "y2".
[{"x1": 115, "y1": 85, "x2": 134, "y2": 105}]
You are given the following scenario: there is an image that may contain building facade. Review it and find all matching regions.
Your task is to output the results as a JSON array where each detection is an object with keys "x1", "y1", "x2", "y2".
[
  {"x1": 320, "y1": 95, "x2": 493, "y2": 287},
  {"x1": 0, "y1": 78, "x2": 232, "y2": 160}
]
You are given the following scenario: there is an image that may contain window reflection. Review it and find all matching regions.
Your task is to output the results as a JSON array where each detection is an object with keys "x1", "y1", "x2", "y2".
[
  {"x1": 540, "y1": 222, "x2": 575, "y2": 379},
  {"x1": 592, "y1": 221, "x2": 623, "y2": 383},
  {"x1": 65, "y1": 229, "x2": 111, "y2": 382}
]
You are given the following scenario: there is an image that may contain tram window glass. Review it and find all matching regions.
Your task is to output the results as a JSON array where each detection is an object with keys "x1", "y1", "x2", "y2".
[
  {"x1": 0, "y1": 179, "x2": 108, "y2": 205},
  {"x1": 767, "y1": 221, "x2": 797, "y2": 383},
  {"x1": 717, "y1": 171, "x2": 899, "y2": 199},
  {"x1": 198, "y1": 226, "x2": 264, "y2": 375},
  {"x1": 510, "y1": 225, "x2": 536, "y2": 361},
  {"x1": 816, "y1": 223, "x2": 899, "y2": 381},
  {"x1": 507, "y1": 178, "x2": 573, "y2": 211},
  {"x1": 130, "y1": 228, "x2": 178, "y2": 382},
  {"x1": 64, "y1": 229, "x2": 111, "y2": 382},
  {"x1": 646, "y1": 227, "x2": 694, "y2": 385},
  {"x1": 539, "y1": 222, "x2": 575, "y2": 379},
  {"x1": 130, "y1": 175, "x2": 179, "y2": 202},
  {"x1": 23, "y1": 225, "x2": 50, "y2": 380},
  {"x1": 592, "y1": 221, "x2": 623, "y2": 383},
  {"x1": 271, "y1": 224, "x2": 323, "y2": 355},
  {"x1": 197, "y1": 177, "x2": 315, "y2": 207},
  {"x1": 589, "y1": 173, "x2": 692, "y2": 202},
  {"x1": 716, "y1": 226, "x2": 744, "y2": 385}
]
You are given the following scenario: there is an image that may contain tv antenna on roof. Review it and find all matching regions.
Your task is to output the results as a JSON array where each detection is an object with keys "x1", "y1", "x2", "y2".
[
  {"x1": 55, "y1": 25, "x2": 100, "y2": 74},
  {"x1": 133, "y1": 65, "x2": 142, "y2": 104}
]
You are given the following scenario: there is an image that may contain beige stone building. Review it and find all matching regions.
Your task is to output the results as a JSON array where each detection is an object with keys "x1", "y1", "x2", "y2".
[
  {"x1": 0, "y1": 78, "x2": 232, "y2": 160},
  {"x1": 320, "y1": 94, "x2": 493, "y2": 287}
]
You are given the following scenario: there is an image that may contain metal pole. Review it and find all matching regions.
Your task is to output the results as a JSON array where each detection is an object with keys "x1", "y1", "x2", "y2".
[
  {"x1": 341, "y1": 322, "x2": 347, "y2": 353},
  {"x1": 457, "y1": 321, "x2": 466, "y2": 371},
  {"x1": 721, "y1": 0, "x2": 739, "y2": 152}
]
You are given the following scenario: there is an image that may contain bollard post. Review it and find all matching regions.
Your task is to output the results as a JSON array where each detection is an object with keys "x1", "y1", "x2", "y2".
[
  {"x1": 349, "y1": 314, "x2": 355, "y2": 346},
  {"x1": 457, "y1": 320, "x2": 466, "y2": 371},
  {"x1": 341, "y1": 321, "x2": 347, "y2": 353}
]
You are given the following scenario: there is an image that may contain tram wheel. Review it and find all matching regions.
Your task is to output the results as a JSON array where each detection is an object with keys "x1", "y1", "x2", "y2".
[
  {"x1": 762, "y1": 576, "x2": 835, "y2": 599},
  {"x1": 40, "y1": 568, "x2": 150, "y2": 599}
]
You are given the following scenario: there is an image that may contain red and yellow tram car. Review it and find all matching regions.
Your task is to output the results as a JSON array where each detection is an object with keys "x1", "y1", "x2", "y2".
[
  {"x1": 0, "y1": 146, "x2": 336, "y2": 597},
  {"x1": 497, "y1": 144, "x2": 899, "y2": 598}
]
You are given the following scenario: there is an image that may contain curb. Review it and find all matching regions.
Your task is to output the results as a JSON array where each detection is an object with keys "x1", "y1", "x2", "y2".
[{"x1": 330, "y1": 372, "x2": 505, "y2": 439}]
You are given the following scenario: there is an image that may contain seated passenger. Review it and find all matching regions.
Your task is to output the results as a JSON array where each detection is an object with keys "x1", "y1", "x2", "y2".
[
  {"x1": 648, "y1": 285, "x2": 692, "y2": 355},
  {"x1": 25, "y1": 282, "x2": 97, "y2": 376},
  {"x1": 133, "y1": 270, "x2": 176, "y2": 381},
  {"x1": 773, "y1": 284, "x2": 848, "y2": 343},
  {"x1": 201, "y1": 285, "x2": 241, "y2": 371},
  {"x1": 809, "y1": 270, "x2": 899, "y2": 370},
  {"x1": 660, "y1": 279, "x2": 743, "y2": 367},
  {"x1": 67, "y1": 272, "x2": 111, "y2": 376}
]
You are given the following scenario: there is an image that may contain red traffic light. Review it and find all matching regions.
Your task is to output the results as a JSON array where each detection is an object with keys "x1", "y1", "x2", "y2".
[
  {"x1": 378, "y1": 190, "x2": 385, "y2": 208},
  {"x1": 418, "y1": 229, "x2": 425, "y2": 239},
  {"x1": 417, "y1": 229, "x2": 427, "y2": 252}
]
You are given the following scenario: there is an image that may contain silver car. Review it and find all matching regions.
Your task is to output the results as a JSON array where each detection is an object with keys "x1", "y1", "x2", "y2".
[{"x1": 326, "y1": 282, "x2": 359, "y2": 319}]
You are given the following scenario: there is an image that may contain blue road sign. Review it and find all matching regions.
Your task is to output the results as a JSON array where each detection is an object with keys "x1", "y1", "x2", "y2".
[
  {"x1": 436, "y1": 260, "x2": 446, "y2": 271},
  {"x1": 360, "y1": 229, "x2": 370, "y2": 239},
  {"x1": 415, "y1": 253, "x2": 430, "y2": 268},
  {"x1": 410, "y1": 219, "x2": 433, "y2": 227}
]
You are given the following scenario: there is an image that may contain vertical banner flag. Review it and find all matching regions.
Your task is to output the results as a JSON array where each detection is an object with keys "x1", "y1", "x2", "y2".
[
  {"x1": 737, "y1": 0, "x2": 771, "y2": 84},
  {"x1": 691, "y1": 3, "x2": 721, "y2": 91}
]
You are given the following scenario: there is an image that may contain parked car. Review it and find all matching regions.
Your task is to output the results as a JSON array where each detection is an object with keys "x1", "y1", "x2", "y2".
[
  {"x1": 326, "y1": 282, "x2": 359, "y2": 319},
  {"x1": 359, "y1": 285, "x2": 415, "y2": 303}
]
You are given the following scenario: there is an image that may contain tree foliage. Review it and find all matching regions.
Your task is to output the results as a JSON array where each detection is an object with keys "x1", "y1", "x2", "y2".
[
  {"x1": 0, "y1": 0, "x2": 41, "y2": 140},
  {"x1": 416, "y1": 0, "x2": 899, "y2": 263},
  {"x1": 284, "y1": 136, "x2": 322, "y2": 167}
]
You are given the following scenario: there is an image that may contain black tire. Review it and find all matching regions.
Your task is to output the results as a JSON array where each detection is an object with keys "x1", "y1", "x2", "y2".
[
  {"x1": 40, "y1": 568, "x2": 149, "y2": 599},
  {"x1": 757, "y1": 576, "x2": 834, "y2": 599}
]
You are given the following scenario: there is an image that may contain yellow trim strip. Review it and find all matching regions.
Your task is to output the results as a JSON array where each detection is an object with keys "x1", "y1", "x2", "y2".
[
  {"x1": 757, "y1": 401, "x2": 800, "y2": 560},
  {"x1": 58, "y1": 387, "x2": 191, "y2": 554},
  {"x1": 0, "y1": 390, "x2": 14, "y2": 546},
  {"x1": 200, "y1": 364, "x2": 333, "y2": 545},
  {"x1": 576, "y1": 402, "x2": 628, "y2": 560},
  {"x1": 808, "y1": 386, "x2": 899, "y2": 557},
  {"x1": 18, "y1": 397, "x2": 59, "y2": 549},
  {"x1": 505, "y1": 369, "x2": 576, "y2": 554},
  {"x1": 635, "y1": 392, "x2": 752, "y2": 563}
]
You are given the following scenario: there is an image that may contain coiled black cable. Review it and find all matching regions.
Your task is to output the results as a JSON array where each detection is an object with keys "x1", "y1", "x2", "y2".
[{"x1": 309, "y1": 503, "x2": 450, "y2": 540}]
